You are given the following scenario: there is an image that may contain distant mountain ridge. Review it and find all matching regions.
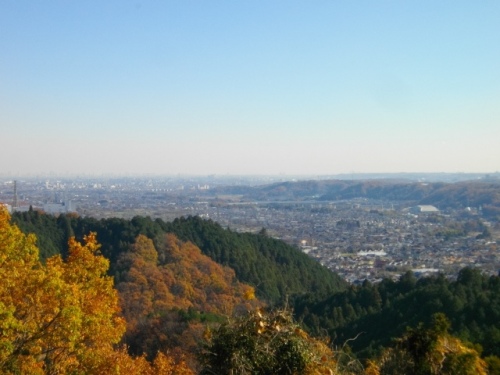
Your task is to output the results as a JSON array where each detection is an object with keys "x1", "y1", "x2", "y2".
[{"x1": 211, "y1": 179, "x2": 500, "y2": 214}]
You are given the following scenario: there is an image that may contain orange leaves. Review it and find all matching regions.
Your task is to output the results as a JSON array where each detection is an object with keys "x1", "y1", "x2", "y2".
[
  {"x1": 0, "y1": 209, "x2": 127, "y2": 374},
  {"x1": 151, "y1": 352, "x2": 194, "y2": 375},
  {"x1": 66, "y1": 232, "x2": 110, "y2": 282},
  {"x1": 158, "y1": 234, "x2": 258, "y2": 314},
  {"x1": 364, "y1": 360, "x2": 381, "y2": 375},
  {"x1": 119, "y1": 234, "x2": 259, "y2": 320},
  {"x1": 73, "y1": 346, "x2": 195, "y2": 375},
  {"x1": 116, "y1": 233, "x2": 262, "y2": 365}
]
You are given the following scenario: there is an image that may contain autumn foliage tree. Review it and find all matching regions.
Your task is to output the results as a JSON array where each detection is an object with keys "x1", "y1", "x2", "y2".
[
  {"x1": 116, "y1": 234, "x2": 258, "y2": 361},
  {"x1": 0, "y1": 208, "x2": 193, "y2": 374},
  {"x1": 200, "y1": 307, "x2": 339, "y2": 375},
  {"x1": 365, "y1": 313, "x2": 487, "y2": 375}
]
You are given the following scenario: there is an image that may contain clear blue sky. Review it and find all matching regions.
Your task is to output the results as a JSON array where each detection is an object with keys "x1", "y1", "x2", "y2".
[{"x1": 1, "y1": 1, "x2": 499, "y2": 176}]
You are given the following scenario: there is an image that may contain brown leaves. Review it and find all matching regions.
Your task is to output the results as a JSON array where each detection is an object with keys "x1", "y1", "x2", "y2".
[
  {"x1": 118, "y1": 233, "x2": 260, "y2": 321},
  {"x1": 116, "y1": 233, "x2": 262, "y2": 367}
]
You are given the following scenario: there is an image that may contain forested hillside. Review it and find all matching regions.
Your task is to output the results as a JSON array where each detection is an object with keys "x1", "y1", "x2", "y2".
[
  {"x1": 0, "y1": 209, "x2": 194, "y2": 374},
  {"x1": 295, "y1": 268, "x2": 500, "y2": 359},
  {"x1": 211, "y1": 179, "x2": 500, "y2": 219},
  {"x1": 5, "y1": 209, "x2": 500, "y2": 373},
  {"x1": 116, "y1": 233, "x2": 259, "y2": 361},
  {"x1": 11, "y1": 210, "x2": 347, "y2": 304}
]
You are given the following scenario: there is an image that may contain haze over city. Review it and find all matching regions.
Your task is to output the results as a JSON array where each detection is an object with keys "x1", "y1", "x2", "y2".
[{"x1": 1, "y1": 1, "x2": 499, "y2": 176}]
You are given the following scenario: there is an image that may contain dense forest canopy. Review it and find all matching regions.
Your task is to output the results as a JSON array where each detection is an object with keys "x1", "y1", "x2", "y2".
[
  {"x1": 0, "y1": 208, "x2": 194, "y2": 374},
  {"x1": 5, "y1": 209, "x2": 500, "y2": 374},
  {"x1": 11, "y1": 210, "x2": 347, "y2": 304},
  {"x1": 295, "y1": 268, "x2": 500, "y2": 359}
]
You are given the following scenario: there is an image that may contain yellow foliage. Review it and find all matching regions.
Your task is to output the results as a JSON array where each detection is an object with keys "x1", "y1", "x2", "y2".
[
  {"x1": 152, "y1": 352, "x2": 194, "y2": 375},
  {"x1": 371, "y1": 316, "x2": 488, "y2": 375},
  {"x1": 243, "y1": 285, "x2": 256, "y2": 301},
  {"x1": 201, "y1": 308, "x2": 338, "y2": 375},
  {"x1": 364, "y1": 360, "x2": 380, "y2": 375},
  {"x1": 434, "y1": 335, "x2": 488, "y2": 375},
  {"x1": 0, "y1": 209, "x2": 189, "y2": 374}
]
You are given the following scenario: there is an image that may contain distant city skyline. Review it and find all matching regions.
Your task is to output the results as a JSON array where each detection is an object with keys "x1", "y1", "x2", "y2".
[{"x1": 1, "y1": 1, "x2": 499, "y2": 176}]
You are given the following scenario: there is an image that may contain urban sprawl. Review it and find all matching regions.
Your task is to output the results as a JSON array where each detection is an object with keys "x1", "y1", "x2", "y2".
[{"x1": 1, "y1": 176, "x2": 498, "y2": 284}]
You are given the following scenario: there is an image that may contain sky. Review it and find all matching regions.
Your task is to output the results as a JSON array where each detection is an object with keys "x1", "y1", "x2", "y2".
[{"x1": 1, "y1": 1, "x2": 499, "y2": 176}]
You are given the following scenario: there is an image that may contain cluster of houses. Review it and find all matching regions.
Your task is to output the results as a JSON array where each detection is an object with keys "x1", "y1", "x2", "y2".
[{"x1": 2, "y1": 178, "x2": 498, "y2": 284}]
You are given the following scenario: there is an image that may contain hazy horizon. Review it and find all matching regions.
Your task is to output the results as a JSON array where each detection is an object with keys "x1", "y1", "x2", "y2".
[
  {"x1": 1, "y1": 1, "x2": 499, "y2": 176},
  {"x1": 1, "y1": 172, "x2": 498, "y2": 182}
]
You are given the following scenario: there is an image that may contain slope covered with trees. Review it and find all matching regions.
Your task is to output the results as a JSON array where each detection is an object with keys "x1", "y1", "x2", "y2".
[
  {"x1": 161, "y1": 216, "x2": 347, "y2": 302},
  {"x1": 116, "y1": 233, "x2": 259, "y2": 361},
  {"x1": 0, "y1": 208, "x2": 193, "y2": 374},
  {"x1": 5, "y1": 209, "x2": 500, "y2": 373},
  {"x1": 200, "y1": 308, "x2": 488, "y2": 375},
  {"x1": 295, "y1": 268, "x2": 500, "y2": 360},
  {"x1": 365, "y1": 313, "x2": 487, "y2": 375},
  {"x1": 211, "y1": 179, "x2": 500, "y2": 219},
  {"x1": 12, "y1": 211, "x2": 347, "y2": 304}
]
